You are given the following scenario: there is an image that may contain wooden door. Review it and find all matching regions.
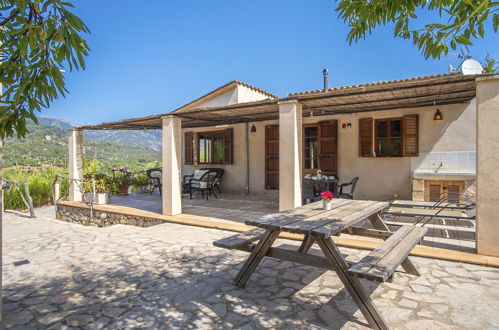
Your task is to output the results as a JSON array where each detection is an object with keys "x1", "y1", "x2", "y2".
[
  {"x1": 265, "y1": 125, "x2": 279, "y2": 189},
  {"x1": 318, "y1": 121, "x2": 338, "y2": 176},
  {"x1": 425, "y1": 180, "x2": 464, "y2": 202}
]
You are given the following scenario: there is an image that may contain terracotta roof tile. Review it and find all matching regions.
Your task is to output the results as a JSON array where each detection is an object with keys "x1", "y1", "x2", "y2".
[{"x1": 288, "y1": 73, "x2": 466, "y2": 96}]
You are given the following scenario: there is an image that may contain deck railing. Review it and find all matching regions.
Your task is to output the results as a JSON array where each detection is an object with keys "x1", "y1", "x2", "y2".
[{"x1": 2, "y1": 178, "x2": 36, "y2": 218}]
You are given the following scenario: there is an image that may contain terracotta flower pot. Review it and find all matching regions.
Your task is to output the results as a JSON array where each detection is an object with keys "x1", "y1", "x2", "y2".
[{"x1": 118, "y1": 187, "x2": 128, "y2": 196}]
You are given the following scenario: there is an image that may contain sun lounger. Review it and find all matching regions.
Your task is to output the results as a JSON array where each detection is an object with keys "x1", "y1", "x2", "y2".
[
  {"x1": 384, "y1": 206, "x2": 475, "y2": 220},
  {"x1": 390, "y1": 199, "x2": 475, "y2": 210}
]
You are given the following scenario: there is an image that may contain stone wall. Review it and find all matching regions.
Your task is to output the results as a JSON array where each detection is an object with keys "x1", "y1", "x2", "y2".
[{"x1": 56, "y1": 204, "x2": 164, "y2": 227}]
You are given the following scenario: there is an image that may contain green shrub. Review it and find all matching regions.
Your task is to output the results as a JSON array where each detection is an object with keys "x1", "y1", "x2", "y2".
[
  {"x1": 83, "y1": 173, "x2": 110, "y2": 193},
  {"x1": 2, "y1": 165, "x2": 159, "y2": 209},
  {"x1": 133, "y1": 172, "x2": 150, "y2": 187},
  {"x1": 2, "y1": 167, "x2": 69, "y2": 210}
]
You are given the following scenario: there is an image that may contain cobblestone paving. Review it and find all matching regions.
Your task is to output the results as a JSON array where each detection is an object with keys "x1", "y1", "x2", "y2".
[{"x1": 2, "y1": 206, "x2": 499, "y2": 329}]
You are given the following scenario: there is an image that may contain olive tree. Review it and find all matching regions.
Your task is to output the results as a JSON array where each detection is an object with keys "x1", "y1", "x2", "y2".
[
  {"x1": 336, "y1": 0, "x2": 499, "y2": 59},
  {"x1": 0, "y1": 0, "x2": 89, "y2": 318}
]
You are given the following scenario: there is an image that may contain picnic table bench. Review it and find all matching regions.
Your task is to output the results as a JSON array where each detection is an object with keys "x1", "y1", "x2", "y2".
[{"x1": 214, "y1": 199, "x2": 427, "y2": 330}]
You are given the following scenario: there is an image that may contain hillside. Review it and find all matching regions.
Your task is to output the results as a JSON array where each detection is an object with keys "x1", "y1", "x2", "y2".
[
  {"x1": 38, "y1": 116, "x2": 162, "y2": 151},
  {"x1": 3, "y1": 120, "x2": 161, "y2": 170}
]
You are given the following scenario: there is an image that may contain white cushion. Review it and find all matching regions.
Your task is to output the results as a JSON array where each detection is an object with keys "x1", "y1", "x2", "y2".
[{"x1": 193, "y1": 169, "x2": 208, "y2": 180}]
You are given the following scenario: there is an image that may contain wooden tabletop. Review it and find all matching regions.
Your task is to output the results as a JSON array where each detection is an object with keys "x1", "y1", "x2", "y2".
[{"x1": 246, "y1": 199, "x2": 389, "y2": 238}]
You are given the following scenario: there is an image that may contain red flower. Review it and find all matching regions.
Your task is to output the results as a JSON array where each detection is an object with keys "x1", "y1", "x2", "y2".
[{"x1": 321, "y1": 191, "x2": 334, "y2": 200}]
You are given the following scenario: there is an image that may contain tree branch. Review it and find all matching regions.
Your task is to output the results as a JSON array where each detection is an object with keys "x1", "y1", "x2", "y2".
[{"x1": 0, "y1": 9, "x2": 19, "y2": 27}]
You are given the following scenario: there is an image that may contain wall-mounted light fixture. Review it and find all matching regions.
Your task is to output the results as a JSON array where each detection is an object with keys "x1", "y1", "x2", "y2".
[
  {"x1": 250, "y1": 124, "x2": 257, "y2": 133},
  {"x1": 433, "y1": 101, "x2": 443, "y2": 121}
]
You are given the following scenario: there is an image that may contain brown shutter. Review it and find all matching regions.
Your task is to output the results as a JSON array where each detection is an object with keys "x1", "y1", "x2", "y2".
[
  {"x1": 446, "y1": 184, "x2": 461, "y2": 203},
  {"x1": 318, "y1": 121, "x2": 338, "y2": 176},
  {"x1": 184, "y1": 132, "x2": 194, "y2": 165},
  {"x1": 359, "y1": 118, "x2": 373, "y2": 157},
  {"x1": 402, "y1": 114, "x2": 419, "y2": 157},
  {"x1": 428, "y1": 183, "x2": 441, "y2": 202},
  {"x1": 223, "y1": 128, "x2": 233, "y2": 164}
]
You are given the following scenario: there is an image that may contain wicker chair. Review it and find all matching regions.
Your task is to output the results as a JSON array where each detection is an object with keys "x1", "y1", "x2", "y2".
[
  {"x1": 184, "y1": 169, "x2": 219, "y2": 200},
  {"x1": 146, "y1": 168, "x2": 163, "y2": 196}
]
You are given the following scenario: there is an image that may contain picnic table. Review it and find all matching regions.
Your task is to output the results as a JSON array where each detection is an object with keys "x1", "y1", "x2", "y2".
[{"x1": 214, "y1": 199, "x2": 427, "y2": 330}]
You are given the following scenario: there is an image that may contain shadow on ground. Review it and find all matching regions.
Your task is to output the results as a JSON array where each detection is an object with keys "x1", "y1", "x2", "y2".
[{"x1": 1, "y1": 244, "x2": 380, "y2": 329}]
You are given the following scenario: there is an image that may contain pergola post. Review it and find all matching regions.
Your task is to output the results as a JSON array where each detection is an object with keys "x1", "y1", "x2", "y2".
[
  {"x1": 68, "y1": 129, "x2": 83, "y2": 202},
  {"x1": 162, "y1": 115, "x2": 182, "y2": 215},
  {"x1": 278, "y1": 100, "x2": 302, "y2": 211},
  {"x1": 476, "y1": 75, "x2": 499, "y2": 257}
]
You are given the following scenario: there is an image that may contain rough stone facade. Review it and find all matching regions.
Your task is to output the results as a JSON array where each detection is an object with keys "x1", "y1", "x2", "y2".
[{"x1": 56, "y1": 204, "x2": 164, "y2": 227}]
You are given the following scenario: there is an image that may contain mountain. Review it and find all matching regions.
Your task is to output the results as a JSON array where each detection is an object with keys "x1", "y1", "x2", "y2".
[
  {"x1": 3, "y1": 120, "x2": 161, "y2": 169},
  {"x1": 38, "y1": 116, "x2": 162, "y2": 151},
  {"x1": 37, "y1": 116, "x2": 80, "y2": 130}
]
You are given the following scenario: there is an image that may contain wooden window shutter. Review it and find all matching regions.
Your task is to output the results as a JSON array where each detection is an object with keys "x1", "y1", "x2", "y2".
[
  {"x1": 428, "y1": 183, "x2": 441, "y2": 202},
  {"x1": 224, "y1": 128, "x2": 233, "y2": 164},
  {"x1": 447, "y1": 184, "x2": 461, "y2": 203},
  {"x1": 402, "y1": 114, "x2": 419, "y2": 157},
  {"x1": 184, "y1": 132, "x2": 194, "y2": 165},
  {"x1": 359, "y1": 118, "x2": 373, "y2": 157}
]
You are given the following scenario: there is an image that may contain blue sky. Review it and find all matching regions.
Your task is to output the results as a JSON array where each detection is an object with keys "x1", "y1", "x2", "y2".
[{"x1": 44, "y1": 0, "x2": 499, "y2": 124}]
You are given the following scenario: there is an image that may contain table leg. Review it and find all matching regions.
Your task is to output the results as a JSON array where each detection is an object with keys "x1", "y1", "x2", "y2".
[
  {"x1": 233, "y1": 229, "x2": 279, "y2": 288},
  {"x1": 298, "y1": 234, "x2": 315, "y2": 253},
  {"x1": 316, "y1": 237, "x2": 389, "y2": 330},
  {"x1": 368, "y1": 213, "x2": 420, "y2": 276}
]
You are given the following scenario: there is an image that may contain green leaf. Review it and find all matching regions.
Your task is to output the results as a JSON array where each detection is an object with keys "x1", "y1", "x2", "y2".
[{"x1": 455, "y1": 35, "x2": 472, "y2": 45}]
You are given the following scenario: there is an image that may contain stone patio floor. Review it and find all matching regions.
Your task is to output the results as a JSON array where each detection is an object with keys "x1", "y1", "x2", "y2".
[
  {"x1": 2, "y1": 206, "x2": 499, "y2": 329},
  {"x1": 109, "y1": 191, "x2": 279, "y2": 222}
]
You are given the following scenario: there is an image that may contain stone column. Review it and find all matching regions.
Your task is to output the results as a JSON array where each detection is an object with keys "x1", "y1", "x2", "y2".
[
  {"x1": 476, "y1": 75, "x2": 499, "y2": 257},
  {"x1": 278, "y1": 100, "x2": 302, "y2": 211},
  {"x1": 162, "y1": 116, "x2": 182, "y2": 215},
  {"x1": 68, "y1": 129, "x2": 84, "y2": 202}
]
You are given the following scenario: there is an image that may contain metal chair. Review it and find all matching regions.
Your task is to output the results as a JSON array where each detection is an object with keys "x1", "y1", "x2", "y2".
[
  {"x1": 185, "y1": 169, "x2": 219, "y2": 200},
  {"x1": 146, "y1": 168, "x2": 163, "y2": 196},
  {"x1": 338, "y1": 176, "x2": 359, "y2": 199},
  {"x1": 200, "y1": 168, "x2": 224, "y2": 194},
  {"x1": 302, "y1": 178, "x2": 317, "y2": 204}
]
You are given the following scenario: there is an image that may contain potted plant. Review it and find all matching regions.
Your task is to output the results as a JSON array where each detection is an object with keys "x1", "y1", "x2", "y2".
[
  {"x1": 83, "y1": 173, "x2": 109, "y2": 205},
  {"x1": 321, "y1": 191, "x2": 334, "y2": 210},
  {"x1": 133, "y1": 172, "x2": 152, "y2": 194},
  {"x1": 113, "y1": 168, "x2": 133, "y2": 196}
]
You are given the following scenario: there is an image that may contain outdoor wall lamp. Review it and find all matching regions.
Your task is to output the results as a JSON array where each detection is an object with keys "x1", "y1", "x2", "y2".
[
  {"x1": 433, "y1": 101, "x2": 443, "y2": 121},
  {"x1": 433, "y1": 109, "x2": 443, "y2": 121},
  {"x1": 250, "y1": 124, "x2": 257, "y2": 133}
]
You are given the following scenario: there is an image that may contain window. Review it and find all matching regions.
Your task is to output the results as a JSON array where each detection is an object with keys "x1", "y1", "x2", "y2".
[
  {"x1": 375, "y1": 118, "x2": 402, "y2": 157},
  {"x1": 199, "y1": 132, "x2": 225, "y2": 164},
  {"x1": 184, "y1": 128, "x2": 233, "y2": 165},
  {"x1": 359, "y1": 115, "x2": 419, "y2": 158},
  {"x1": 304, "y1": 126, "x2": 319, "y2": 169}
]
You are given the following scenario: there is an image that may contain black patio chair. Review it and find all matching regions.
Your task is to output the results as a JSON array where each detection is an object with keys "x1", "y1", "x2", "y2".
[
  {"x1": 146, "y1": 168, "x2": 163, "y2": 196},
  {"x1": 338, "y1": 176, "x2": 359, "y2": 199},
  {"x1": 201, "y1": 168, "x2": 224, "y2": 194},
  {"x1": 185, "y1": 169, "x2": 219, "y2": 200},
  {"x1": 302, "y1": 178, "x2": 316, "y2": 204}
]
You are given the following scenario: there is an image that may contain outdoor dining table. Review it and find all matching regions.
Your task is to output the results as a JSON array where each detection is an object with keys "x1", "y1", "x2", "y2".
[{"x1": 214, "y1": 198, "x2": 428, "y2": 330}]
